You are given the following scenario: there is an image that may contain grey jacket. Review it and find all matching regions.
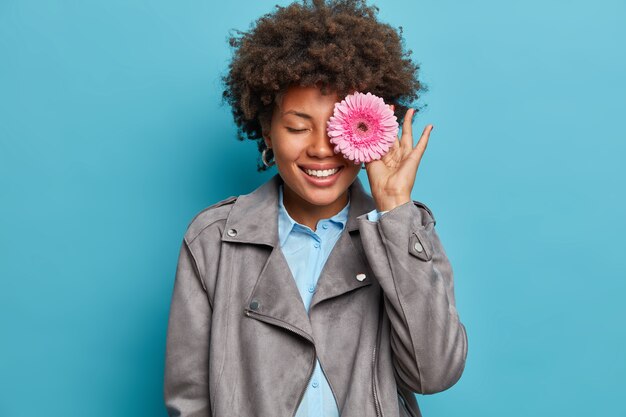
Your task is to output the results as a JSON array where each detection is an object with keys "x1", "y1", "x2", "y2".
[{"x1": 164, "y1": 173, "x2": 468, "y2": 417}]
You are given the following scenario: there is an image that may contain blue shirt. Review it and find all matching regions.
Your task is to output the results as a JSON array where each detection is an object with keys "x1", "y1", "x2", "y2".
[{"x1": 277, "y1": 184, "x2": 385, "y2": 416}]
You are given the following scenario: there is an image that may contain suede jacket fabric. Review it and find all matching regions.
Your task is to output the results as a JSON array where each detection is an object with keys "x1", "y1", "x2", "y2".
[{"x1": 164, "y1": 173, "x2": 468, "y2": 417}]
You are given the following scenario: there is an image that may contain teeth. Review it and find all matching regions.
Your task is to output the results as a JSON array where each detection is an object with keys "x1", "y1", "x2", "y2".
[{"x1": 304, "y1": 168, "x2": 339, "y2": 178}]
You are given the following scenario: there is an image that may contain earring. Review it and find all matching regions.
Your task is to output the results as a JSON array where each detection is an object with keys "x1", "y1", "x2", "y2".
[{"x1": 262, "y1": 147, "x2": 275, "y2": 167}]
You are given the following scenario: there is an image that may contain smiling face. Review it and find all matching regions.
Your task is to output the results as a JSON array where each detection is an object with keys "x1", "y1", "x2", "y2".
[{"x1": 263, "y1": 84, "x2": 362, "y2": 226}]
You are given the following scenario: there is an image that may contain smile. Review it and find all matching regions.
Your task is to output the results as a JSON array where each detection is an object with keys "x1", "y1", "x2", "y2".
[{"x1": 302, "y1": 167, "x2": 341, "y2": 178}]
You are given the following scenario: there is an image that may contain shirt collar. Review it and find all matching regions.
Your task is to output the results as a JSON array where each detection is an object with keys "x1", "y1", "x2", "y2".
[
  {"x1": 221, "y1": 173, "x2": 377, "y2": 248},
  {"x1": 277, "y1": 184, "x2": 350, "y2": 247}
]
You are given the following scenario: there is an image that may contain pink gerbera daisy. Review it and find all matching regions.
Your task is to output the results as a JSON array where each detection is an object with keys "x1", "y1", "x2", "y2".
[{"x1": 327, "y1": 92, "x2": 399, "y2": 164}]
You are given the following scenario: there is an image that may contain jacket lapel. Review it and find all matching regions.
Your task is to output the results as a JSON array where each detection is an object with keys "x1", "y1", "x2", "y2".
[
  {"x1": 244, "y1": 243, "x2": 315, "y2": 340},
  {"x1": 311, "y1": 174, "x2": 378, "y2": 308},
  {"x1": 220, "y1": 174, "x2": 281, "y2": 248},
  {"x1": 309, "y1": 231, "x2": 373, "y2": 310},
  {"x1": 220, "y1": 173, "x2": 377, "y2": 341}
]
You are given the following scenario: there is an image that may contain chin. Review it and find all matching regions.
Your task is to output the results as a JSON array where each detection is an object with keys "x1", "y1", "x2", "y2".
[{"x1": 306, "y1": 193, "x2": 345, "y2": 207}]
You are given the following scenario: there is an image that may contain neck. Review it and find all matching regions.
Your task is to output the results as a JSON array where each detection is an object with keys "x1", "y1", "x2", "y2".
[{"x1": 282, "y1": 186, "x2": 349, "y2": 232}]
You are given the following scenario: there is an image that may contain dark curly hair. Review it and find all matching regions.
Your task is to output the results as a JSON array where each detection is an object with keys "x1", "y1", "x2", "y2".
[{"x1": 221, "y1": 0, "x2": 427, "y2": 172}]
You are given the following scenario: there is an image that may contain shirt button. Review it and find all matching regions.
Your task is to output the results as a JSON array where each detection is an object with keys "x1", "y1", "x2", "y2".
[
  {"x1": 322, "y1": 224, "x2": 328, "y2": 229},
  {"x1": 312, "y1": 381, "x2": 319, "y2": 388},
  {"x1": 227, "y1": 229, "x2": 237, "y2": 237},
  {"x1": 308, "y1": 285, "x2": 315, "y2": 293},
  {"x1": 414, "y1": 241, "x2": 423, "y2": 253},
  {"x1": 313, "y1": 242, "x2": 320, "y2": 248}
]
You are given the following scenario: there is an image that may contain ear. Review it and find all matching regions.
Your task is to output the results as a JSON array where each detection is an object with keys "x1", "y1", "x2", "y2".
[
  {"x1": 260, "y1": 116, "x2": 273, "y2": 149},
  {"x1": 263, "y1": 132, "x2": 272, "y2": 149}
]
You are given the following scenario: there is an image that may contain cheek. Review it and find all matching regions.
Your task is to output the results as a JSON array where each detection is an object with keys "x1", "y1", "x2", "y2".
[
  {"x1": 346, "y1": 160, "x2": 362, "y2": 172},
  {"x1": 343, "y1": 162, "x2": 362, "y2": 180},
  {"x1": 273, "y1": 140, "x2": 304, "y2": 162}
]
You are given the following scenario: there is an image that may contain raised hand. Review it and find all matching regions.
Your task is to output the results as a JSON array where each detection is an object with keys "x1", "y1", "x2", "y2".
[{"x1": 364, "y1": 106, "x2": 433, "y2": 212}]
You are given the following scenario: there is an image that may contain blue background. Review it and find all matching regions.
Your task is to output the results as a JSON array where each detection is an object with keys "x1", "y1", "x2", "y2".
[{"x1": 1, "y1": 1, "x2": 625, "y2": 416}]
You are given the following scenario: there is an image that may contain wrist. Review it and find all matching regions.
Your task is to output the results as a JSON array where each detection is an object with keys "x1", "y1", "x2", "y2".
[{"x1": 374, "y1": 196, "x2": 412, "y2": 212}]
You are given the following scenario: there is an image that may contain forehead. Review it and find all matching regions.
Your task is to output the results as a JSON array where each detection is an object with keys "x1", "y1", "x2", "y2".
[{"x1": 278, "y1": 85, "x2": 340, "y2": 114}]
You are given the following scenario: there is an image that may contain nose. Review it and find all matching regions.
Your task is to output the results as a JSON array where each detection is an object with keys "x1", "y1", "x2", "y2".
[{"x1": 306, "y1": 128, "x2": 335, "y2": 159}]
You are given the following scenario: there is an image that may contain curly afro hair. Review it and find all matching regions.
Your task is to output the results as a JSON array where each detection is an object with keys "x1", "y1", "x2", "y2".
[{"x1": 221, "y1": 0, "x2": 427, "y2": 172}]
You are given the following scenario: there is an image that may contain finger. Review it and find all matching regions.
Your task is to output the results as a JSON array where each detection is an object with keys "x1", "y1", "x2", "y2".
[
  {"x1": 400, "y1": 108, "x2": 415, "y2": 151},
  {"x1": 397, "y1": 125, "x2": 433, "y2": 180},
  {"x1": 411, "y1": 124, "x2": 433, "y2": 163}
]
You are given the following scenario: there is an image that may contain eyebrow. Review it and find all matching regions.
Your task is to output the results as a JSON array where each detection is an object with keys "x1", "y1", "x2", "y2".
[{"x1": 281, "y1": 110, "x2": 313, "y2": 120}]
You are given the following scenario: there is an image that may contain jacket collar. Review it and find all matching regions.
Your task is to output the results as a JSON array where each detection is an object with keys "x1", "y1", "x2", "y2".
[{"x1": 222, "y1": 173, "x2": 376, "y2": 246}]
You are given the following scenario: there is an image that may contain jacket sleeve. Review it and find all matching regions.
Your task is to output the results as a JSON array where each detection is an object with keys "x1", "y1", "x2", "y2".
[
  {"x1": 357, "y1": 201, "x2": 468, "y2": 394},
  {"x1": 163, "y1": 236, "x2": 213, "y2": 416}
]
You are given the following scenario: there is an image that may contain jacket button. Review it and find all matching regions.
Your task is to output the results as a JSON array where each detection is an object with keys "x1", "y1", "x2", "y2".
[
  {"x1": 413, "y1": 241, "x2": 423, "y2": 253},
  {"x1": 249, "y1": 300, "x2": 260, "y2": 311},
  {"x1": 356, "y1": 273, "x2": 366, "y2": 281},
  {"x1": 227, "y1": 228, "x2": 237, "y2": 237}
]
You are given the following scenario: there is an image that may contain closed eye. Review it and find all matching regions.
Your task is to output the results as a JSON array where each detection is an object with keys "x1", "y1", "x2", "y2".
[{"x1": 286, "y1": 127, "x2": 308, "y2": 133}]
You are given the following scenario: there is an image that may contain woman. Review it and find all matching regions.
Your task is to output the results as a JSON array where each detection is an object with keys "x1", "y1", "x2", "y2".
[{"x1": 164, "y1": 1, "x2": 468, "y2": 416}]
